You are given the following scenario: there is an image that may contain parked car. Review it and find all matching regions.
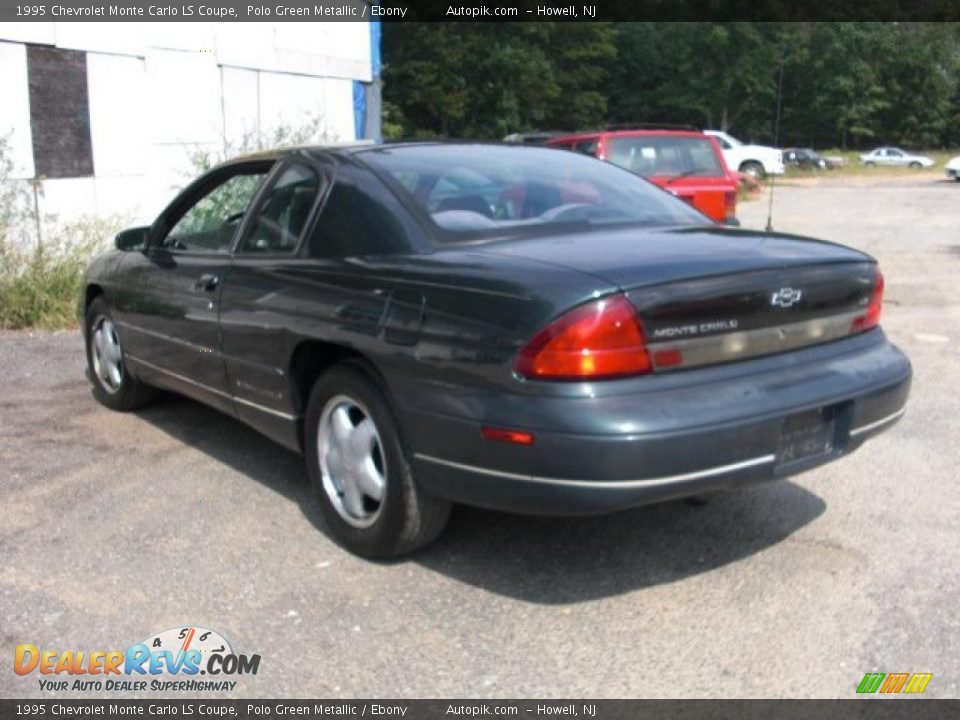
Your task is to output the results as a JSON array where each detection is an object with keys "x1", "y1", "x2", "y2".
[
  {"x1": 859, "y1": 147, "x2": 935, "y2": 168},
  {"x1": 546, "y1": 128, "x2": 738, "y2": 223},
  {"x1": 81, "y1": 143, "x2": 911, "y2": 558},
  {"x1": 945, "y1": 155, "x2": 960, "y2": 181},
  {"x1": 783, "y1": 148, "x2": 833, "y2": 170},
  {"x1": 704, "y1": 129, "x2": 785, "y2": 179}
]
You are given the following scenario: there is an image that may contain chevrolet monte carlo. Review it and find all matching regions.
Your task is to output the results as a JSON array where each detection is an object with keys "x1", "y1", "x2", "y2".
[{"x1": 81, "y1": 143, "x2": 911, "y2": 557}]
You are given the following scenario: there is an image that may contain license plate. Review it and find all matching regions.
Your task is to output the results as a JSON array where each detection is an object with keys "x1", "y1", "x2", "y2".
[{"x1": 777, "y1": 408, "x2": 835, "y2": 464}]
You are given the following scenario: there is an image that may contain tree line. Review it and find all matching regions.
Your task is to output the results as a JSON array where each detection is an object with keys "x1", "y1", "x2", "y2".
[{"x1": 382, "y1": 22, "x2": 960, "y2": 149}]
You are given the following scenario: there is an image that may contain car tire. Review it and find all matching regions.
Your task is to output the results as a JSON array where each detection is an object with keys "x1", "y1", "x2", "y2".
[
  {"x1": 85, "y1": 297, "x2": 159, "y2": 411},
  {"x1": 865, "y1": 161, "x2": 876, "y2": 168},
  {"x1": 305, "y1": 363, "x2": 451, "y2": 558},
  {"x1": 739, "y1": 161, "x2": 765, "y2": 180},
  {"x1": 909, "y1": 161, "x2": 922, "y2": 169}
]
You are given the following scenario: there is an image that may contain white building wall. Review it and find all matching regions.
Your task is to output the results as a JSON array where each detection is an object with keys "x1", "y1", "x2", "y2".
[
  {"x1": 0, "y1": 22, "x2": 372, "y2": 226},
  {"x1": 0, "y1": 41, "x2": 34, "y2": 178}
]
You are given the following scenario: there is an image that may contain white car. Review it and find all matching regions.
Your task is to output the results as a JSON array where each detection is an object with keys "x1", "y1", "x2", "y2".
[
  {"x1": 945, "y1": 155, "x2": 960, "y2": 181},
  {"x1": 859, "y1": 147, "x2": 935, "y2": 168},
  {"x1": 704, "y1": 130, "x2": 784, "y2": 179}
]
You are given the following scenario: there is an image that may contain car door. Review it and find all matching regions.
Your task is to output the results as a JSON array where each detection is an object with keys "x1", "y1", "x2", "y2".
[
  {"x1": 113, "y1": 160, "x2": 275, "y2": 413},
  {"x1": 887, "y1": 149, "x2": 906, "y2": 166},
  {"x1": 218, "y1": 157, "x2": 329, "y2": 447}
]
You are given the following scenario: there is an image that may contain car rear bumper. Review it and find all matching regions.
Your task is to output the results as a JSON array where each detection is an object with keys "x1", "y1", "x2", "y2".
[{"x1": 396, "y1": 331, "x2": 911, "y2": 515}]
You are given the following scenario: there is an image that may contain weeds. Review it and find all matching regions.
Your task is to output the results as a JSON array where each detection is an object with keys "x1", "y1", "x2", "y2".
[{"x1": 0, "y1": 216, "x2": 122, "y2": 329}]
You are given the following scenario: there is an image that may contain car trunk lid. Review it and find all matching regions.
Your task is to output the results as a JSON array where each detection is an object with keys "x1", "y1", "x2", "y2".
[
  {"x1": 480, "y1": 225, "x2": 879, "y2": 370},
  {"x1": 629, "y1": 262, "x2": 877, "y2": 370}
]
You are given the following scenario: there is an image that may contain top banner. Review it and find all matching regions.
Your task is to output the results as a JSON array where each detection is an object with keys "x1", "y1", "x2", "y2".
[{"x1": 0, "y1": 0, "x2": 959, "y2": 22}]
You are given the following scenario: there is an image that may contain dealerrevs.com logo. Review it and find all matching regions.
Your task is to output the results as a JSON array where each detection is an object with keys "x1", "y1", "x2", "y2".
[{"x1": 14, "y1": 626, "x2": 260, "y2": 693}]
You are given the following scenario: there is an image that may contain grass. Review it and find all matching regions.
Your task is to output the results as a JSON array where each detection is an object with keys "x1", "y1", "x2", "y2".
[
  {"x1": 784, "y1": 148, "x2": 960, "y2": 177},
  {"x1": 0, "y1": 217, "x2": 120, "y2": 330}
]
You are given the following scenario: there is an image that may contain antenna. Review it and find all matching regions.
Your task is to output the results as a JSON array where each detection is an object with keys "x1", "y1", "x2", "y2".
[{"x1": 765, "y1": 48, "x2": 786, "y2": 233}]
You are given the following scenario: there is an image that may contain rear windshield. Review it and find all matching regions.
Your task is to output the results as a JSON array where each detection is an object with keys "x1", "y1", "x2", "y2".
[
  {"x1": 607, "y1": 136, "x2": 725, "y2": 178},
  {"x1": 361, "y1": 144, "x2": 708, "y2": 241}
]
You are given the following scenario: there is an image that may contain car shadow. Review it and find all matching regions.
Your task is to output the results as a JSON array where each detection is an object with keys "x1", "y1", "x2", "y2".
[
  {"x1": 421, "y1": 482, "x2": 825, "y2": 603},
  {"x1": 134, "y1": 392, "x2": 826, "y2": 605}
]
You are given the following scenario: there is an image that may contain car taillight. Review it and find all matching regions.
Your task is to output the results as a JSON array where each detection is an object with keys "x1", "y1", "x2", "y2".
[
  {"x1": 515, "y1": 294, "x2": 652, "y2": 380},
  {"x1": 724, "y1": 190, "x2": 737, "y2": 219},
  {"x1": 852, "y1": 270, "x2": 884, "y2": 333}
]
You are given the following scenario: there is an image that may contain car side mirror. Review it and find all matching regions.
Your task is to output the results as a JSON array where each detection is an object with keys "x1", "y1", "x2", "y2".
[{"x1": 115, "y1": 226, "x2": 149, "y2": 251}]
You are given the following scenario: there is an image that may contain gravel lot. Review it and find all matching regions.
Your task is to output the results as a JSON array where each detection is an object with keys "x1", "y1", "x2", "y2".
[{"x1": 1, "y1": 175, "x2": 958, "y2": 699}]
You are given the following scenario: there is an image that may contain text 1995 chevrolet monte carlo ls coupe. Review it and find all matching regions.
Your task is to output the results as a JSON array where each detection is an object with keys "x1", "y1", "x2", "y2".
[{"x1": 81, "y1": 143, "x2": 911, "y2": 557}]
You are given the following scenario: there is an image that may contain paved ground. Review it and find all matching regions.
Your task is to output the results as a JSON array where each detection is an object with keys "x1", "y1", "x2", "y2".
[{"x1": 1, "y1": 175, "x2": 958, "y2": 699}]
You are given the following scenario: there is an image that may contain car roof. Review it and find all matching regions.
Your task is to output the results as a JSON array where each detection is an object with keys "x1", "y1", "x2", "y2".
[{"x1": 213, "y1": 141, "x2": 380, "y2": 169}]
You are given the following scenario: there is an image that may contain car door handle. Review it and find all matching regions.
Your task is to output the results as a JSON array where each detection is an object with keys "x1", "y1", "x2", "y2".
[{"x1": 194, "y1": 273, "x2": 219, "y2": 292}]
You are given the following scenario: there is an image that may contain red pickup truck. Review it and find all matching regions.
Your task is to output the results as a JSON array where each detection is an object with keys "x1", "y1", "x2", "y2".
[{"x1": 546, "y1": 128, "x2": 739, "y2": 224}]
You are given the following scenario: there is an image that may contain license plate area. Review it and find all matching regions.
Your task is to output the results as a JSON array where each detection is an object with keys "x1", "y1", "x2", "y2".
[{"x1": 776, "y1": 406, "x2": 839, "y2": 466}]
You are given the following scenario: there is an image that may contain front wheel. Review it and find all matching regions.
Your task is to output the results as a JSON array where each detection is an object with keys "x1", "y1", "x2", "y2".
[
  {"x1": 909, "y1": 161, "x2": 922, "y2": 169},
  {"x1": 864, "y1": 161, "x2": 876, "y2": 168},
  {"x1": 305, "y1": 364, "x2": 450, "y2": 558},
  {"x1": 85, "y1": 297, "x2": 158, "y2": 411}
]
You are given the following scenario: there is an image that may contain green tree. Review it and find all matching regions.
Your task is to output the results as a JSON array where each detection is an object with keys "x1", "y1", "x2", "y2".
[
  {"x1": 877, "y1": 23, "x2": 958, "y2": 147},
  {"x1": 384, "y1": 22, "x2": 960, "y2": 149},
  {"x1": 541, "y1": 22, "x2": 616, "y2": 130},
  {"x1": 382, "y1": 22, "x2": 615, "y2": 138}
]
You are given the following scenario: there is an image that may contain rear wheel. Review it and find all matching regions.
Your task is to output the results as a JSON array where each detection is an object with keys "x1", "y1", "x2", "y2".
[
  {"x1": 85, "y1": 297, "x2": 158, "y2": 411},
  {"x1": 305, "y1": 364, "x2": 450, "y2": 558},
  {"x1": 739, "y1": 161, "x2": 765, "y2": 180}
]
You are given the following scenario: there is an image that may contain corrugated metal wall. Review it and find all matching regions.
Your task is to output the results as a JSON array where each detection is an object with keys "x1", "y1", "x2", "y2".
[{"x1": 0, "y1": 22, "x2": 372, "y2": 226}]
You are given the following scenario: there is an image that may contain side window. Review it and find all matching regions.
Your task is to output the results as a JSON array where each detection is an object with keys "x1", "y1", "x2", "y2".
[
  {"x1": 573, "y1": 139, "x2": 599, "y2": 156},
  {"x1": 164, "y1": 170, "x2": 268, "y2": 253},
  {"x1": 308, "y1": 165, "x2": 418, "y2": 258},
  {"x1": 241, "y1": 163, "x2": 321, "y2": 253},
  {"x1": 716, "y1": 136, "x2": 732, "y2": 150}
]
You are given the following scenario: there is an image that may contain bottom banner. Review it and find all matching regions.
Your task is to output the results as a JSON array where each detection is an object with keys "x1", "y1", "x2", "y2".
[{"x1": 1, "y1": 700, "x2": 955, "y2": 720}]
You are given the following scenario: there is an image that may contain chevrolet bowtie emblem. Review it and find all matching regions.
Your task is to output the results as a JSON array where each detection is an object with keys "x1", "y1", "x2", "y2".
[{"x1": 771, "y1": 287, "x2": 803, "y2": 308}]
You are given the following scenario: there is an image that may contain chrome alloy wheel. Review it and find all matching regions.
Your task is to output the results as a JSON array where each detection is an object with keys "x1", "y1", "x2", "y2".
[
  {"x1": 91, "y1": 317, "x2": 124, "y2": 394},
  {"x1": 317, "y1": 395, "x2": 387, "y2": 528}
]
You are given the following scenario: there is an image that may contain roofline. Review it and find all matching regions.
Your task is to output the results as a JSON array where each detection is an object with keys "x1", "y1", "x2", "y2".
[{"x1": 546, "y1": 129, "x2": 710, "y2": 143}]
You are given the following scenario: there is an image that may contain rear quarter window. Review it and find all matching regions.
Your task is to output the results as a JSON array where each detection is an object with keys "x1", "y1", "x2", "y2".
[
  {"x1": 573, "y1": 139, "x2": 599, "y2": 156},
  {"x1": 307, "y1": 164, "x2": 420, "y2": 258}
]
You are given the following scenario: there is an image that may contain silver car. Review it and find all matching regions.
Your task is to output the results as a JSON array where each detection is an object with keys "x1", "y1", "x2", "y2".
[{"x1": 860, "y1": 147, "x2": 935, "y2": 168}]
